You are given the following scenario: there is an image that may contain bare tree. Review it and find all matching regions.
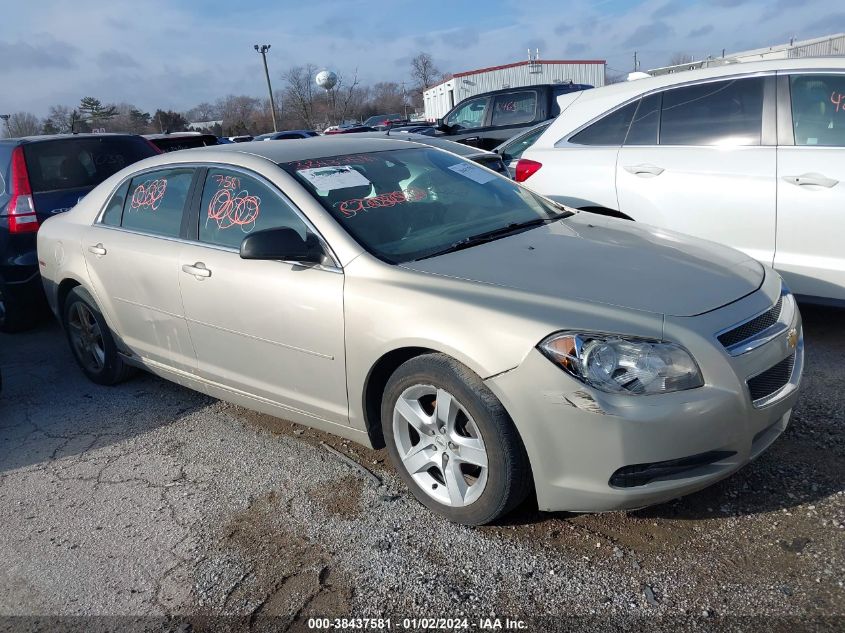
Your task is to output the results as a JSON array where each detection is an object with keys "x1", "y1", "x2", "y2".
[
  {"x1": 282, "y1": 64, "x2": 319, "y2": 130},
  {"x1": 410, "y1": 52, "x2": 440, "y2": 94},
  {"x1": 6, "y1": 112, "x2": 41, "y2": 137},
  {"x1": 43, "y1": 105, "x2": 75, "y2": 134},
  {"x1": 331, "y1": 68, "x2": 363, "y2": 126},
  {"x1": 215, "y1": 95, "x2": 262, "y2": 135},
  {"x1": 669, "y1": 52, "x2": 695, "y2": 66},
  {"x1": 185, "y1": 102, "x2": 219, "y2": 122}
]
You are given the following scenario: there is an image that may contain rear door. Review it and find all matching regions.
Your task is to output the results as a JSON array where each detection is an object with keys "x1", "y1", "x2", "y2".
[
  {"x1": 616, "y1": 75, "x2": 777, "y2": 265},
  {"x1": 23, "y1": 136, "x2": 158, "y2": 222},
  {"x1": 775, "y1": 72, "x2": 845, "y2": 301},
  {"x1": 83, "y1": 166, "x2": 198, "y2": 378}
]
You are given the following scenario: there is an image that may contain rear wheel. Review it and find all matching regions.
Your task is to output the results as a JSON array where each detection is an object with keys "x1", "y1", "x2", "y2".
[
  {"x1": 382, "y1": 353, "x2": 531, "y2": 525},
  {"x1": 62, "y1": 287, "x2": 134, "y2": 385}
]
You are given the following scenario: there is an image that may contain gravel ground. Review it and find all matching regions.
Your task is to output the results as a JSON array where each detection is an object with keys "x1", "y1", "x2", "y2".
[{"x1": 0, "y1": 305, "x2": 842, "y2": 632}]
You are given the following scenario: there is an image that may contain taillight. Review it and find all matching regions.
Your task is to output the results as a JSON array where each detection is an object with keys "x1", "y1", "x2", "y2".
[
  {"x1": 514, "y1": 159, "x2": 542, "y2": 183},
  {"x1": 7, "y1": 146, "x2": 39, "y2": 233}
]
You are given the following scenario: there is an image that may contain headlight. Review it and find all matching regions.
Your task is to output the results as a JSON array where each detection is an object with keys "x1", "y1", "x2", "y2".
[{"x1": 538, "y1": 332, "x2": 704, "y2": 395}]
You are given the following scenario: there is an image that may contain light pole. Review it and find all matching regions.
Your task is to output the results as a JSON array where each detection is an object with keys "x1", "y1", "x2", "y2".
[{"x1": 254, "y1": 44, "x2": 278, "y2": 132}]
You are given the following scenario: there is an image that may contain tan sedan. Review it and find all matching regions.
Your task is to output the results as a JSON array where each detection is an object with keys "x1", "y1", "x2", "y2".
[{"x1": 37, "y1": 137, "x2": 802, "y2": 524}]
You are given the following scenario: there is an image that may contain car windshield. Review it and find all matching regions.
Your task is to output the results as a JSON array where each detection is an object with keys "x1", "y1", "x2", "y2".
[{"x1": 282, "y1": 147, "x2": 564, "y2": 263}]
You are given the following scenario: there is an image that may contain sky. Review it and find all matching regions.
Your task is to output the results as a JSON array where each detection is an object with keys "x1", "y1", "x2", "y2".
[{"x1": 0, "y1": 0, "x2": 841, "y2": 116}]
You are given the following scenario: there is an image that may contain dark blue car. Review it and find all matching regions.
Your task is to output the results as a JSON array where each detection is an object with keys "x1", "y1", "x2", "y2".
[
  {"x1": 253, "y1": 130, "x2": 319, "y2": 141},
  {"x1": 0, "y1": 134, "x2": 159, "y2": 331}
]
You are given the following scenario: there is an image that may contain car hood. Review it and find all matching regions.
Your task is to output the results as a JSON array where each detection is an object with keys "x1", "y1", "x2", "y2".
[{"x1": 400, "y1": 213, "x2": 764, "y2": 317}]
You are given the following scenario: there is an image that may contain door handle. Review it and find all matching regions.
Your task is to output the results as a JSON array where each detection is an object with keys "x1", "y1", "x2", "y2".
[
  {"x1": 623, "y1": 163, "x2": 665, "y2": 177},
  {"x1": 87, "y1": 244, "x2": 107, "y2": 256},
  {"x1": 782, "y1": 173, "x2": 838, "y2": 188},
  {"x1": 182, "y1": 262, "x2": 211, "y2": 279}
]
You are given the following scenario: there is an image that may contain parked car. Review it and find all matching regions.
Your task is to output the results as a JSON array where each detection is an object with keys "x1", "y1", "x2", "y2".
[
  {"x1": 254, "y1": 130, "x2": 320, "y2": 141},
  {"x1": 518, "y1": 58, "x2": 845, "y2": 304},
  {"x1": 227, "y1": 135, "x2": 253, "y2": 143},
  {"x1": 144, "y1": 132, "x2": 218, "y2": 153},
  {"x1": 352, "y1": 131, "x2": 511, "y2": 177},
  {"x1": 435, "y1": 82, "x2": 593, "y2": 150},
  {"x1": 323, "y1": 126, "x2": 376, "y2": 135},
  {"x1": 38, "y1": 137, "x2": 803, "y2": 525},
  {"x1": 0, "y1": 133, "x2": 159, "y2": 332},
  {"x1": 362, "y1": 113, "x2": 405, "y2": 128},
  {"x1": 493, "y1": 121, "x2": 552, "y2": 176}
]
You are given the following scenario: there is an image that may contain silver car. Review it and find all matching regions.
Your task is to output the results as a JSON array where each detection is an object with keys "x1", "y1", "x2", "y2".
[{"x1": 37, "y1": 137, "x2": 803, "y2": 525}]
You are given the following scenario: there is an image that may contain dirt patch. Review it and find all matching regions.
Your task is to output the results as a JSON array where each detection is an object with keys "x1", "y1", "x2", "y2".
[
  {"x1": 189, "y1": 491, "x2": 354, "y2": 632},
  {"x1": 307, "y1": 475, "x2": 364, "y2": 520}
]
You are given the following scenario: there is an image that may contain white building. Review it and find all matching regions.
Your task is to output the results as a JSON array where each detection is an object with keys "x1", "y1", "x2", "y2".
[
  {"x1": 648, "y1": 33, "x2": 845, "y2": 76},
  {"x1": 423, "y1": 59, "x2": 606, "y2": 120}
]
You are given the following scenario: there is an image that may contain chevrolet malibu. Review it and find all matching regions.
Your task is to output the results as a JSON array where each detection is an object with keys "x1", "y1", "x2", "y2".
[{"x1": 37, "y1": 137, "x2": 803, "y2": 525}]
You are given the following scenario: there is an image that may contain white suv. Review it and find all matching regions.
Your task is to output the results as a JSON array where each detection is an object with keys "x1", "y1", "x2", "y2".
[{"x1": 519, "y1": 58, "x2": 845, "y2": 304}]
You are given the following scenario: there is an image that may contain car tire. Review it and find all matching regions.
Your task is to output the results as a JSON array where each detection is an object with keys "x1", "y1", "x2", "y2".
[
  {"x1": 381, "y1": 353, "x2": 531, "y2": 525},
  {"x1": 62, "y1": 287, "x2": 134, "y2": 385},
  {"x1": 0, "y1": 283, "x2": 31, "y2": 333}
]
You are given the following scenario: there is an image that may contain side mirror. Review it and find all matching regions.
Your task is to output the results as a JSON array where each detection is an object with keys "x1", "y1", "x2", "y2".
[
  {"x1": 240, "y1": 227, "x2": 324, "y2": 264},
  {"x1": 436, "y1": 118, "x2": 451, "y2": 132}
]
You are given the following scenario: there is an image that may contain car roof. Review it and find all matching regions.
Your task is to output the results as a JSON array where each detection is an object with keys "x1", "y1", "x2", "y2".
[
  {"x1": 535, "y1": 57, "x2": 845, "y2": 147},
  {"x1": 0, "y1": 133, "x2": 142, "y2": 145},
  {"x1": 345, "y1": 131, "x2": 492, "y2": 157},
  {"x1": 139, "y1": 135, "x2": 437, "y2": 165},
  {"x1": 144, "y1": 132, "x2": 215, "y2": 139}
]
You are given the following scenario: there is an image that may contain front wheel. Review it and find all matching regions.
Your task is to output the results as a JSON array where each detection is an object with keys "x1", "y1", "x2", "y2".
[
  {"x1": 62, "y1": 287, "x2": 134, "y2": 385},
  {"x1": 381, "y1": 353, "x2": 531, "y2": 525}
]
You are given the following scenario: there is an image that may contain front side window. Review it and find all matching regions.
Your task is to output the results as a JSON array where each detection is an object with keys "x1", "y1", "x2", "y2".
[
  {"x1": 199, "y1": 168, "x2": 308, "y2": 249},
  {"x1": 569, "y1": 101, "x2": 638, "y2": 146},
  {"x1": 121, "y1": 167, "x2": 194, "y2": 237},
  {"x1": 660, "y1": 77, "x2": 764, "y2": 146},
  {"x1": 283, "y1": 148, "x2": 562, "y2": 263},
  {"x1": 491, "y1": 91, "x2": 537, "y2": 126},
  {"x1": 790, "y1": 74, "x2": 845, "y2": 146},
  {"x1": 445, "y1": 97, "x2": 489, "y2": 130}
]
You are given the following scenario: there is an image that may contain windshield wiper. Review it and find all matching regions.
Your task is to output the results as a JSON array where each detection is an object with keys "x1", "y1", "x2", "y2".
[{"x1": 417, "y1": 214, "x2": 567, "y2": 261}]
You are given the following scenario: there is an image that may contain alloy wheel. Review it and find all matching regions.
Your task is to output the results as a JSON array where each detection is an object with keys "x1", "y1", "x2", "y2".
[
  {"x1": 392, "y1": 384, "x2": 489, "y2": 507},
  {"x1": 67, "y1": 302, "x2": 106, "y2": 373}
]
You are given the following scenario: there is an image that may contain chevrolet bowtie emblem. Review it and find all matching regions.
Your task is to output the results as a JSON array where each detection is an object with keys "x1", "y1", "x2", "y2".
[{"x1": 787, "y1": 328, "x2": 799, "y2": 350}]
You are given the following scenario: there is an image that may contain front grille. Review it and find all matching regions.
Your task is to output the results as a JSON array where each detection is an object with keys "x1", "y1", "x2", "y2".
[
  {"x1": 718, "y1": 295, "x2": 783, "y2": 349},
  {"x1": 471, "y1": 155, "x2": 509, "y2": 176},
  {"x1": 609, "y1": 450, "x2": 736, "y2": 488},
  {"x1": 747, "y1": 353, "x2": 795, "y2": 402}
]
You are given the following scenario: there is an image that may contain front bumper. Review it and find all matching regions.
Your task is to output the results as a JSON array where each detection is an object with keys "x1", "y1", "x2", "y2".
[{"x1": 485, "y1": 288, "x2": 803, "y2": 513}]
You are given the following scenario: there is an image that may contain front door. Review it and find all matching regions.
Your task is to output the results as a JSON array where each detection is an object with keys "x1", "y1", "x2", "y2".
[
  {"x1": 177, "y1": 167, "x2": 348, "y2": 425},
  {"x1": 83, "y1": 167, "x2": 197, "y2": 376},
  {"x1": 775, "y1": 72, "x2": 845, "y2": 301}
]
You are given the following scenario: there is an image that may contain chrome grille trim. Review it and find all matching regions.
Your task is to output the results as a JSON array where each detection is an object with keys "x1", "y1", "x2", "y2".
[{"x1": 715, "y1": 285, "x2": 795, "y2": 356}]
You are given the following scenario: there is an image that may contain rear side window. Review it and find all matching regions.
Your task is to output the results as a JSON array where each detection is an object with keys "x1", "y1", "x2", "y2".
[
  {"x1": 659, "y1": 78, "x2": 764, "y2": 146},
  {"x1": 101, "y1": 180, "x2": 130, "y2": 226},
  {"x1": 491, "y1": 91, "x2": 537, "y2": 126},
  {"x1": 22, "y1": 136, "x2": 158, "y2": 193},
  {"x1": 569, "y1": 101, "x2": 638, "y2": 146},
  {"x1": 121, "y1": 168, "x2": 194, "y2": 237},
  {"x1": 199, "y1": 168, "x2": 308, "y2": 249},
  {"x1": 790, "y1": 74, "x2": 845, "y2": 146},
  {"x1": 502, "y1": 124, "x2": 550, "y2": 160},
  {"x1": 625, "y1": 93, "x2": 661, "y2": 145}
]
